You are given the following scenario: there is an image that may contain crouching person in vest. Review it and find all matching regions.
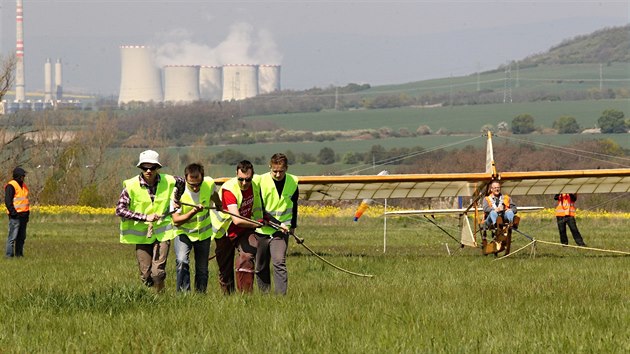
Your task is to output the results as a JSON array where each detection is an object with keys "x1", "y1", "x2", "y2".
[
  {"x1": 171, "y1": 163, "x2": 222, "y2": 293},
  {"x1": 115, "y1": 150, "x2": 185, "y2": 292},
  {"x1": 255, "y1": 153, "x2": 298, "y2": 295},
  {"x1": 215, "y1": 160, "x2": 262, "y2": 294}
]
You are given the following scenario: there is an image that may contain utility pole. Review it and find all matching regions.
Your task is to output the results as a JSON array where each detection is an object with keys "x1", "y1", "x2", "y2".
[{"x1": 503, "y1": 63, "x2": 512, "y2": 104}]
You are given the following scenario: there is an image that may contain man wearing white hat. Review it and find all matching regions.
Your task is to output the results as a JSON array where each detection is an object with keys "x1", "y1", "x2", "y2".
[{"x1": 115, "y1": 150, "x2": 185, "y2": 292}]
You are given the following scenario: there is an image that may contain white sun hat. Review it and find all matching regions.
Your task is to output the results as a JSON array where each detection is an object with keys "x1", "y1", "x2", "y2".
[{"x1": 136, "y1": 150, "x2": 162, "y2": 167}]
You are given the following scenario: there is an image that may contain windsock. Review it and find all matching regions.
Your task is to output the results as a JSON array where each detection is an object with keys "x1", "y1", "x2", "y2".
[{"x1": 353, "y1": 199, "x2": 373, "y2": 222}]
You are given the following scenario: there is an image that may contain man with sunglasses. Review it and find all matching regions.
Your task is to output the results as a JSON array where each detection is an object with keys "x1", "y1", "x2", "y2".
[
  {"x1": 255, "y1": 153, "x2": 298, "y2": 295},
  {"x1": 171, "y1": 163, "x2": 222, "y2": 293},
  {"x1": 215, "y1": 160, "x2": 263, "y2": 294},
  {"x1": 115, "y1": 150, "x2": 185, "y2": 292}
]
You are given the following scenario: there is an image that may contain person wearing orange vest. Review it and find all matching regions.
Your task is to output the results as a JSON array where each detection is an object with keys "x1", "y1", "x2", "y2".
[
  {"x1": 482, "y1": 180, "x2": 517, "y2": 228},
  {"x1": 554, "y1": 193, "x2": 586, "y2": 247},
  {"x1": 5, "y1": 167, "x2": 29, "y2": 258}
]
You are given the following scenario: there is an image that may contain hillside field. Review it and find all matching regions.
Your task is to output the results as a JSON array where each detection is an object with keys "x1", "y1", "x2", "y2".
[
  {"x1": 246, "y1": 99, "x2": 629, "y2": 133},
  {"x1": 1, "y1": 209, "x2": 628, "y2": 352}
]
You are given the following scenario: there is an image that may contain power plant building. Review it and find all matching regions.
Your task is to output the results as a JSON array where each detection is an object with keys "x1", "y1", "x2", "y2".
[
  {"x1": 221, "y1": 64, "x2": 259, "y2": 101},
  {"x1": 258, "y1": 65, "x2": 281, "y2": 94},
  {"x1": 54, "y1": 58, "x2": 63, "y2": 100},
  {"x1": 118, "y1": 46, "x2": 163, "y2": 104},
  {"x1": 199, "y1": 66, "x2": 222, "y2": 101},
  {"x1": 163, "y1": 65, "x2": 201, "y2": 103},
  {"x1": 44, "y1": 58, "x2": 52, "y2": 102}
]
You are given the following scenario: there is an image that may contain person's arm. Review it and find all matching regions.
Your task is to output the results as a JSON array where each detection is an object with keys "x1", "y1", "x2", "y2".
[
  {"x1": 290, "y1": 187, "x2": 299, "y2": 232},
  {"x1": 222, "y1": 189, "x2": 259, "y2": 228},
  {"x1": 211, "y1": 188, "x2": 222, "y2": 209},
  {"x1": 509, "y1": 198, "x2": 517, "y2": 214},
  {"x1": 115, "y1": 188, "x2": 157, "y2": 221},
  {"x1": 172, "y1": 204, "x2": 202, "y2": 226},
  {"x1": 482, "y1": 198, "x2": 492, "y2": 214},
  {"x1": 5, "y1": 184, "x2": 17, "y2": 217}
]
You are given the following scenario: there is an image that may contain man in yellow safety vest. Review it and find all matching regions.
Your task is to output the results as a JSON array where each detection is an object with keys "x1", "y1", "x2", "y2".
[
  {"x1": 171, "y1": 163, "x2": 222, "y2": 293},
  {"x1": 254, "y1": 153, "x2": 298, "y2": 295},
  {"x1": 115, "y1": 150, "x2": 185, "y2": 292}
]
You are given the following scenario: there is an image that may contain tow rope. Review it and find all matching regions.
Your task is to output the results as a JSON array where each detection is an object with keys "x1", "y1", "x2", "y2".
[{"x1": 176, "y1": 201, "x2": 374, "y2": 278}]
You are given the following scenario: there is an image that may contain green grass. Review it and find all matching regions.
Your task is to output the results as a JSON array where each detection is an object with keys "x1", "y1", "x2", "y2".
[
  {"x1": 0, "y1": 212, "x2": 628, "y2": 352},
  {"x1": 246, "y1": 99, "x2": 630, "y2": 133}
]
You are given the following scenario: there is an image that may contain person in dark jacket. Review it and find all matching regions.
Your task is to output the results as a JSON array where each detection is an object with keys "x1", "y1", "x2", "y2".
[{"x1": 5, "y1": 167, "x2": 30, "y2": 257}]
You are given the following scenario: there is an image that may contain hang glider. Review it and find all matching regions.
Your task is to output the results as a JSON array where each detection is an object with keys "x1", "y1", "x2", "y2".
[{"x1": 290, "y1": 132, "x2": 630, "y2": 255}]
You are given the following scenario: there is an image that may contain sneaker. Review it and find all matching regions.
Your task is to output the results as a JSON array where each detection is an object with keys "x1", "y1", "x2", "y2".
[{"x1": 577, "y1": 243, "x2": 587, "y2": 247}]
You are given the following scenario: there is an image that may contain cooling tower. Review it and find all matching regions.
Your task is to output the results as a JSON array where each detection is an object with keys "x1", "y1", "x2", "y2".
[
  {"x1": 258, "y1": 65, "x2": 281, "y2": 94},
  {"x1": 163, "y1": 65, "x2": 201, "y2": 103},
  {"x1": 221, "y1": 64, "x2": 259, "y2": 101},
  {"x1": 15, "y1": 0, "x2": 25, "y2": 102},
  {"x1": 44, "y1": 58, "x2": 52, "y2": 102},
  {"x1": 118, "y1": 46, "x2": 163, "y2": 104},
  {"x1": 54, "y1": 58, "x2": 62, "y2": 100},
  {"x1": 199, "y1": 66, "x2": 222, "y2": 101}
]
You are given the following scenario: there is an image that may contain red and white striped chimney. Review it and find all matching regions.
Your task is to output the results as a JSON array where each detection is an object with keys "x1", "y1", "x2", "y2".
[{"x1": 15, "y1": 0, "x2": 25, "y2": 102}]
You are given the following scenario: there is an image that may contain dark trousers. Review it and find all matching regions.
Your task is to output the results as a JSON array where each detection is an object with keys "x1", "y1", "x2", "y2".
[
  {"x1": 6, "y1": 217, "x2": 28, "y2": 257},
  {"x1": 214, "y1": 231, "x2": 258, "y2": 294},
  {"x1": 556, "y1": 216, "x2": 585, "y2": 246}
]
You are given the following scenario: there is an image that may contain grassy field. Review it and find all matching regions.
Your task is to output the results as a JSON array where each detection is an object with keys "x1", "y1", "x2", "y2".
[
  {"x1": 246, "y1": 99, "x2": 630, "y2": 133},
  {"x1": 0, "y1": 208, "x2": 628, "y2": 353}
]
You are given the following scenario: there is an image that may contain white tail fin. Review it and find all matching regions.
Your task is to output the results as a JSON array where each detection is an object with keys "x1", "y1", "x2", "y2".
[
  {"x1": 460, "y1": 215, "x2": 477, "y2": 247},
  {"x1": 485, "y1": 132, "x2": 497, "y2": 177}
]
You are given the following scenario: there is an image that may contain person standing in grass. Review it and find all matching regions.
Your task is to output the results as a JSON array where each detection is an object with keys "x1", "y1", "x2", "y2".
[
  {"x1": 215, "y1": 160, "x2": 262, "y2": 294},
  {"x1": 5, "y1": 167, "x2": 29, "y2": 258},
  {"x1": 255, "y1": 153, "x2": 298, "y2": 295},
  {"x1": 554, "y1": 193, "x2": 587, "y2": 247},
  {"x1": 115, "y1": 150, "x2": 185, "y2": 292},
  {"x1": 171, "y1": 163, "x2": 222, "y2": 293}
]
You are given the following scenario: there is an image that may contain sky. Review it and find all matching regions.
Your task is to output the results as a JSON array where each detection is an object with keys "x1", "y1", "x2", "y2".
[{"x1": 0, "y1": 0, "x2": 628, "y2": 96}]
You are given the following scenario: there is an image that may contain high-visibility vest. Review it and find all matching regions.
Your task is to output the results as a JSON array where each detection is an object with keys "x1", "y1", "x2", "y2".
[
  {"x1": 5, "y1": 180, "x2": 29, "y2": 213},
  {"x1": 555, "y1": 194, "x2": 576, "y2": 217},
  {"x1": 256, "y1": 173, "x2": 298, "y2": 236},
  {"x1": 119, "y1": 174, "x2": 176, "y2": 244},
  {"x1": 175, "y1": 177, "x2": 225, "y2": 242},
  {"x1": 218, "y1": 177, "x2": 263, "y2": 236}
]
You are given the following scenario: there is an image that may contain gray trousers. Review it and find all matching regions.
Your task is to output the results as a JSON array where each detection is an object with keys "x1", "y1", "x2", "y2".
[{"x1": 255, "y1": 232, "x2": 289, "y2": 295}]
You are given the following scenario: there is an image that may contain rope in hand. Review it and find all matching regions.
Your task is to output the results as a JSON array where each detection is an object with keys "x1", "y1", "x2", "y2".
[{"x1": 177, "y1": 200, "x2": 374, "y2": 278}]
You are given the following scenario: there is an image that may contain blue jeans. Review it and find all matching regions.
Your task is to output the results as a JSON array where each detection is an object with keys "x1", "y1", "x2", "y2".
[
  {"x1": 485, "y1": 210, "x2": 514, "y2": 227},
  {"x1": 6, "y1": 217, "x2": 27, "y2": 257},
  {"x1": 174, "y1": 235, "x2": 211, "y2": 293}
]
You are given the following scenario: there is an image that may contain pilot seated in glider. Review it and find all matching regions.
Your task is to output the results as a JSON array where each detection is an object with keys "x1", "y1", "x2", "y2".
[{"x1": 482, "y1": 180, "x2": 518, "y2": 229}]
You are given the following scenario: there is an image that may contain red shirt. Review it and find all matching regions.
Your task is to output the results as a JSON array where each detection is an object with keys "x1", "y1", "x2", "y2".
[{"x1": 222, "y1": 186, "x2": 254, "y2": 238}]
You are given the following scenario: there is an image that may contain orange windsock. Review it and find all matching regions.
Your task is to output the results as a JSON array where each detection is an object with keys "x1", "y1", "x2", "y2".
[{"x1": 353, "y1": 199, "x2": 373, "y2": 222}]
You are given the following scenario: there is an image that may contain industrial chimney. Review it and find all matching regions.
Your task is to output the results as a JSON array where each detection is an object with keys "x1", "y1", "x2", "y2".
[
  {"x1": 55, "y1": 59, "x2": 63, "y2": 100},
  {"x1": 44, "y1": 58, "x2": 52, "y2": 102},
  {"x1": 163, "y1": 65, "x2": 201, "y2": 103},
  {"x1": 258, "y1": 64, "x2": 281, "y2": 94},
  {"x1": 118, "y1": 46, "x2": 163, "y2": 104},
  {"x1": 221, "y1": 64, "x2": 259, "y2": 101},
  {"x1": 15, "y1": 0, "x2": 25, "y2": 102},
  {"x1": 199, "y1": 66, "x2": 222, "y2": 101}
]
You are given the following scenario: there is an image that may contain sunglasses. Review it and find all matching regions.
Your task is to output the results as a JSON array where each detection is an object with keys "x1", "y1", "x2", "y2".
[
  {"x1": 187, "y1": 181, "x2": 203, "y2": 188},
  {"x1": 139, "y1": 165, "x2": 159, "y2": 172},
  {"x1": 237, "y1": 177, "x2": 253, "y2": 182}
]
